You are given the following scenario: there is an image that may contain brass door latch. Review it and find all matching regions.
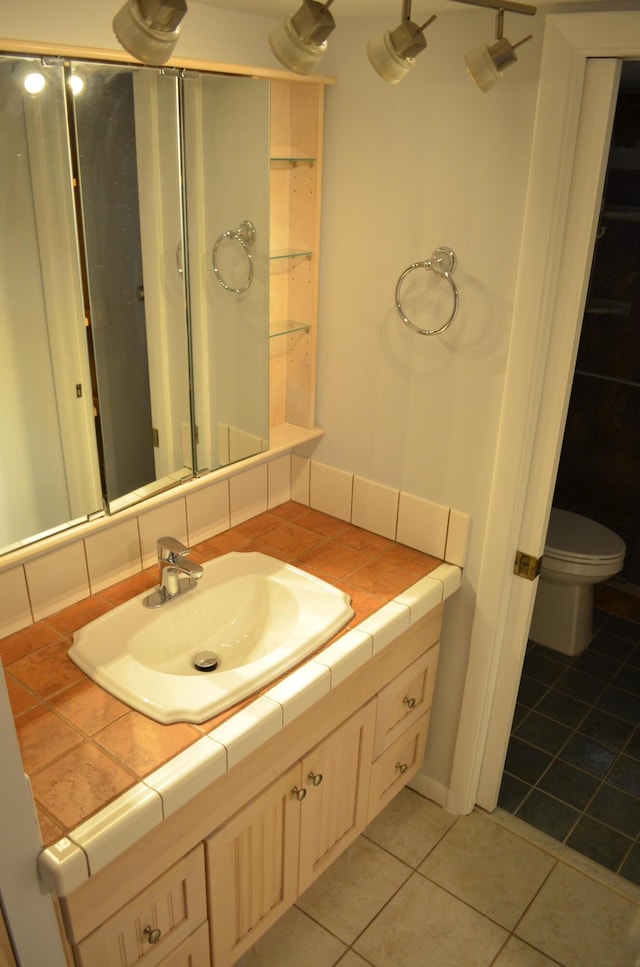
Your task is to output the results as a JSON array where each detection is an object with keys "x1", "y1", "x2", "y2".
[{"x1": 514, "y1": 550, "x2": 542, "y2": 580}]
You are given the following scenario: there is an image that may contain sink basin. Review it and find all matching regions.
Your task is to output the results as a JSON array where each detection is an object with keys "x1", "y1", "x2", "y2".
[{"x1": 69, "y1": 552, "x2": 354, "y2": 724}]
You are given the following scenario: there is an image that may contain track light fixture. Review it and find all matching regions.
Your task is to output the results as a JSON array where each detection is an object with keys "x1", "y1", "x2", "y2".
[
  {"x1": 269, "y1": 0, "x2": 336, "y2": 75},
  {"x1": 112, "y1": 0, "x2": 187, "y2": 66},
  {"x1": 450, "y1": 0, "x2": 536, "y2": 92},
  {"x1": 367, "y1": 1, "x2": 437, "y2": 85}
]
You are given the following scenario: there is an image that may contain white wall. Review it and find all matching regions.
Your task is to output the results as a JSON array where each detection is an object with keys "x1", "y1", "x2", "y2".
[{"x1": 315, "y1": 11, "x2": 543, "y2": 790}]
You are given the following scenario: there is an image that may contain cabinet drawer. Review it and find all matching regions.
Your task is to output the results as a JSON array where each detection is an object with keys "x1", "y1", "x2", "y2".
[
  {"x1": 368, "y1": 711, "x2": 430, "y2": 823},
  {"x1": 373, "y1": 646, "x2": 438, "y2": 758},
  {"x1": 75, "y1": 846, "x2": 207, "y2": 967},
  {"x1": 156, "y1": 922, "x2": 210, "y2": 967}
]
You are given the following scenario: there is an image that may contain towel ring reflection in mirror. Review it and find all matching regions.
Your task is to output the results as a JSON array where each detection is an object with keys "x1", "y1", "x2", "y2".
[
  {"x1": 212, "y1": 220, "x2": 256, "y2": 293},
  {"x1": 395, "y1": 246, "x2": 459, "y2": 336}
]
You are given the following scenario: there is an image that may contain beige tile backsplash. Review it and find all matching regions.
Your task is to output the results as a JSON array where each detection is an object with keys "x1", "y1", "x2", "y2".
[
  {"x1": 267, "y1": 454, "x2": 292, "y2": 509},
  {"x1": 185, "y1": 478, "x2": 230, "y2": 546},
  {"x1": 396, "y1": 492, "x2": 450, "y2": 559},
  {"x1": 25, "y1": 542, "x2": 91, "y2": 623},
  {"x1": 351, "y1": 475, "x2": 399, "y2": 541},
  {"x1": 309, "y1": 461, "x2": 353, "y2": 521},
  {"x1": 0, "y1": 566, "x2": 32, "y2": 637},
  {"x1": 84, "y1": 518, "x2": 142, "y2": 595},
  {"x1": 229, "y1": 464, "x2": 268, "y2": 527},
  {"x1": 0, "y1": 456, "x2": 470, "y2": 639},
  {"x1": 138, "y1": 498, "x2": 189, "y2": 569}
]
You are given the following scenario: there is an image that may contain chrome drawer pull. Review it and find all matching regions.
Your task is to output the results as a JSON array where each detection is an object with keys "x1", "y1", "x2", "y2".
[
  {"x1": 403, "y1": 696, "x2": 416, "y2": 709},
  {"x1": 292, "y1": 785, "x2": 307, "y2": 801},
  {"x1": 396, "y1": 762, "x2": 409, "y2": 774},
  {"x1": 144, "y1": 925, "x2": 162, "y2": 944},
  {"x1": 308, "y1": 771, "x2": 323, "y2": 786}
]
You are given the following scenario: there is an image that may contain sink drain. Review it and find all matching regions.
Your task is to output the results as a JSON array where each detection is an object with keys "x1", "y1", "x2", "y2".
[{"x1": 193, "y1": 651, "x2": 219, "y2": 672}]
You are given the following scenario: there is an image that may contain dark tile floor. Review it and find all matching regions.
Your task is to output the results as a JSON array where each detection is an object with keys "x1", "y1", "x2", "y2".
[{"x1": 499, "y1": 607, "x2": 640, "y2": 887}]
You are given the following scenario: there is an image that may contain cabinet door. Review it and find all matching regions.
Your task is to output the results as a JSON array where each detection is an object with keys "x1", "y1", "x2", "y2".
[
  {"x1": 206, "y1": 762, "x2": 302, "y2": 967},
  {"x1": 298, "y1": 700, "x2": 375, "y2": 893}
]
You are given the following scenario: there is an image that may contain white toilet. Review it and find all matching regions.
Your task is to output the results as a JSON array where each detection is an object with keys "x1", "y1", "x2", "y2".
[{"x1": 530, "y1": 508, "x2": 626, "y2": 657}]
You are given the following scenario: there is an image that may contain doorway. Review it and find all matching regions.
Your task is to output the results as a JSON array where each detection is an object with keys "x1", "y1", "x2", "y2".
[
  {"x1": 497, "y1": 63, "x2": 640, "y2": 886},
  {"x1": 448, "y1": 9, "x2": 640, "y2": 842}
]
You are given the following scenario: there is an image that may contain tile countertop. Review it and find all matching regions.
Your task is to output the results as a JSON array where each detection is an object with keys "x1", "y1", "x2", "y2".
[{"x1": 1, "y1": 501, "x2": 461, "y2": 896}]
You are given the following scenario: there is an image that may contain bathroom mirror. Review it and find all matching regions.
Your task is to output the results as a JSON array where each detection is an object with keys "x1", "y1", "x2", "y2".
[
  {"x1": 69, "y1": 61, "x2": 193, "y2": 506},
  {"x1": 0, "y1": 54, "x2": 270, "y2": 552},
  {"x1": 0, "y1": 56, "x2": 103, "y2": 551}
]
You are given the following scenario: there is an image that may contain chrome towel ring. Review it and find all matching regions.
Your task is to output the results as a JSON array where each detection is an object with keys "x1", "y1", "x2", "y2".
[
  {"x1": 395, "y1": 246, "x2": 459, "y2": 336},
  {"x1": 212, "y1": 220, "x2": 256, "y2": 293}
]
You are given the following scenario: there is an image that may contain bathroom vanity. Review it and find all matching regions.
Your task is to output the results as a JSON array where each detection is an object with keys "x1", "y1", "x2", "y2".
[{"x1": 50, "y1": 602, "x2": 444, "y2": 967}]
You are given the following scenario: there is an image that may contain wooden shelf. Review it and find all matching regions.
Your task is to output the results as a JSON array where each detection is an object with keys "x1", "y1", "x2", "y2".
[{"x1": 269, "y1": 79, "x2": 324, "y2": 432}]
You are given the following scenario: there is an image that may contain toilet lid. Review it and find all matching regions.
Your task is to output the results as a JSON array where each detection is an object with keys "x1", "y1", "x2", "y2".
[{"x1": 545, "y1": 509, "x2": 626, "y2": 564}]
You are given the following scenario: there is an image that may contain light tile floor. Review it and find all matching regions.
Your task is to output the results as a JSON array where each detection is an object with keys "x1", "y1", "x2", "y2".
[{"x1": 236, "y1": 787, "x2": 640, "y2": 967}]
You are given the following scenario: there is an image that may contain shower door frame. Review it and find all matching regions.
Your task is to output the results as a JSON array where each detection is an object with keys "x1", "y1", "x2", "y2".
[{"x1": 447, "y1": 10, "x2": 640, "y2": 816}]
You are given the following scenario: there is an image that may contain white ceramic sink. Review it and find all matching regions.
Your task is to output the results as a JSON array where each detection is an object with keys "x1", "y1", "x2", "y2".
[{"x1": 69, "y1": 552, "x2": 353, "y2": 724}]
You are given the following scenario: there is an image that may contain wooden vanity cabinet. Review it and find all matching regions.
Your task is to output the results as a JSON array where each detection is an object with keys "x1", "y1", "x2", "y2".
[
  {"x1": 298, "y1": 701, "x2": 375, "y2": 892},
  {"x1": 205, "y1": 763, "x2": 302, "y2": 967},
  {"x1": 204, "y1": 643, "x2": 440, "y2": 967},
  {"x1": 206, "y1": 703, "x2": 375, "y2": 967},
  {"x1": 58, "y1": 607, "x2": 443, "y2": 967}
]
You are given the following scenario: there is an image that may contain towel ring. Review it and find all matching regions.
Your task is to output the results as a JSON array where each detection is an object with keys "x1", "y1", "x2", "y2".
[
  {"x1": 212, "y1": 220, "x2": 256, "y2": 293},
  {"x1": 395, "y1": 247, "x2": 459, "y2": 336}
]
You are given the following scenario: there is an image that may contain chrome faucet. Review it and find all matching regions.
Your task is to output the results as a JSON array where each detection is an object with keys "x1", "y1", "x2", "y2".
[{"x1": 143, "y1": 536, "x2": 204, "y2": 609}]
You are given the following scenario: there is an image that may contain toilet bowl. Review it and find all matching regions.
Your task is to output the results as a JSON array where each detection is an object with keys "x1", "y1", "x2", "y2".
[{"x1": 529, "y1": 508, "x2": 625, "y2": 657}]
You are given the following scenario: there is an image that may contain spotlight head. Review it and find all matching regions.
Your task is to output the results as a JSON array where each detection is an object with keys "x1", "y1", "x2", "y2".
[
  {"x1": 367, "y1": 14, "x2": 436, "y2": 85},
  {"x1": 113, "y1": 0, "x2": 187, "y2": 66},
  {"x1": 269, "y1": 0, "x2": 335, "y2": 75},
  {"x1": 465, "y1": 34, "x2": 531, "y2": 92}
]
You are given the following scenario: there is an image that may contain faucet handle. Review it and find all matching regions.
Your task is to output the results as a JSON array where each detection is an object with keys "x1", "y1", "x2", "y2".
[{"x1": 157, "y1": 536, "x2": 190, "y2": 561}]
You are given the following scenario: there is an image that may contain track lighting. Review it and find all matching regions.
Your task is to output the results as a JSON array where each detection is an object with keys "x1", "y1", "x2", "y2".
[
  {"x1": 269, "y1": 0, "x2": 336, "y2": 75},
  {"x1": 450, "y1": 0, "x2": 536, "y2": 92},
  {"x1": 367, "y1": 1, "x2": 436, "y2": 84},
  {"x1": 112, "y1": 0, "x2": 187, "y2": 66}
]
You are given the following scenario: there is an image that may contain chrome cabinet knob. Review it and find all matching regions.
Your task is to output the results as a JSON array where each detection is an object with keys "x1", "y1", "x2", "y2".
[
  {"x1": 396, "y1": 762, "x2": 409, "y2": 774},
  {"x1": 308, "y1": 771, "x2": 323, "y2": 786},
  {"x1": 403, "y1": 696, "x2": 416, "y2": 709},
  {"x1": 292, "y1": 786, "x2": 307, "y2": 801},
  {"x1": 144, "y1": 925, "x2": 162, "y2": 944}
]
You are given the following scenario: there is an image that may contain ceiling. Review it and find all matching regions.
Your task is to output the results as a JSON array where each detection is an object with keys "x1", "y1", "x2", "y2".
[{"x1": 194, "y1": 0, "x2": 608, "y2": 17}]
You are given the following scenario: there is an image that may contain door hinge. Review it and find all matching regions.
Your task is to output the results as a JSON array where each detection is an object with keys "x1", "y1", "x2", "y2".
[
  {"x1": 152, "y1": 428, "x2": 159, "y2": 448},
  {"x1": 514, "y1": 550, "x2": 542, "y2": 581}
]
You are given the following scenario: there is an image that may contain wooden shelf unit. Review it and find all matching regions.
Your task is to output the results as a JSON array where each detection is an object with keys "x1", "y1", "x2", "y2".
[{"x1": 269, "y1": 79, "x2": 325, "y2": 432}]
